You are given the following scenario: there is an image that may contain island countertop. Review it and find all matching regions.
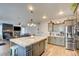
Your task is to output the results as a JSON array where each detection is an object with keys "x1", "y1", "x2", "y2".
[{"x1": 10, "y1": 36, "x2": 48, "y2": 48}]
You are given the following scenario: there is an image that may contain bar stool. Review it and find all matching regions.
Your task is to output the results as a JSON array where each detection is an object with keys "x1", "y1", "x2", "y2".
[{"x1": 10, "y1": 45, "x2": 19, "y2": 56}]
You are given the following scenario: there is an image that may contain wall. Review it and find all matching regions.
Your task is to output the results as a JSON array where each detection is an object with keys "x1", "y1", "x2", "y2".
[
  {"x1": 0, "y1": 4, "x2": 28, "y2": 25},
  {"x1": 39, "y1": 21, "x2": 65, "y2": 36},
  {"x1": 39, "y1": 21, "x2": 49, "y2": 36},
  {"x1": 0, "y1": 4, "x2": 38, "y2": 35}
]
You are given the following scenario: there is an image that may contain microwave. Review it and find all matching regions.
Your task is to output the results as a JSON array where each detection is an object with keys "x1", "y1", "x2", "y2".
[{"x1": 14, "y1": 26, "x2": 21, "y2": 31}]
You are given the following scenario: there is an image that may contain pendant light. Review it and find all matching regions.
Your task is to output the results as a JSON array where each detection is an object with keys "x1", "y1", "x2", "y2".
[
  {"x1": 27, "y1": 19, "x2": 36, "y2": 27},
  {"x1": 27, "y1": 6, "x2": 36, "y2": 27}
]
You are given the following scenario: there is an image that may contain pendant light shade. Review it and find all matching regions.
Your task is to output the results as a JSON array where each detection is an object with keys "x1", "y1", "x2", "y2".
[
  {"x1": 27, "y1": 19, "x2": 36, "y2": 27},
  {"x1": 27, "y1": 6, "x2": 36, "y2": 27}
]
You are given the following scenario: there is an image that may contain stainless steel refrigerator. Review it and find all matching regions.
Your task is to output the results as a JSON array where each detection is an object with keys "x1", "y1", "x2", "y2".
[{"x1": 65, "y1": 25, "x2": 76, "y2": 50}]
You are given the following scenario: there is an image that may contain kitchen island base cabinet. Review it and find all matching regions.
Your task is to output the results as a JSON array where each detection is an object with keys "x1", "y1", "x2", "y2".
[
  {"x1": 39, "y1": 41, "x2": 45, "y2": 55},
  {"x1": 32, "y1": 43, "x2": 39, "y2": 56},
  {"x1": 10, "y1": 39, "x2": 46, "y2": 56},
  {"x1": 10, "y1": 36, "x2": 47, "y2": 56},
  {"x1": 32, "y1": 40, "x2": 45, "y2": 56},
  {"x1": 77, "y1": 41, "x2": 79, "y2": 49}
]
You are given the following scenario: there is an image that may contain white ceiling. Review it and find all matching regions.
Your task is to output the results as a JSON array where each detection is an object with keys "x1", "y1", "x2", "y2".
[
  {"x1": 0, "y1": 3, "x2": 74, "y2": 24},
  {"x1": 25, "y1": 3, "x2": 74, "y2": 22}
]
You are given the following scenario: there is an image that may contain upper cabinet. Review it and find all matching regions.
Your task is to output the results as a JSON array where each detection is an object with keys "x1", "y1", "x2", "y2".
[
  {"x1": 48, "y1": 21, "x2": 54, "y2": 32},
  {"x1": 64, "y1": 20, "x2": 74, "y2": 26}
]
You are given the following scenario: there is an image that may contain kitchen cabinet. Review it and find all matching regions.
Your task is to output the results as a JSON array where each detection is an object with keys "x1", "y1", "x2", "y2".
[
  {"x1": 48, "y1": 37, "x2": 55, "y2": 44},
  {"x1": 10, "y1": 36, "x2": 47, "y2": 56},
  {"x1": 11, "y1": 41, "x2": 45, "y2": 56},
  {"x1": 48, "y1": 21, "x2": 54, "y2": 32},
  {"x1": 64, "y1": 20, "x2": 74, "y2": 26},
  {"x1": 55, "y1": 37, "x2": 64, "y2": 46},
  {"x1": 32, "y1": 40, "x2": 45, "y2": 56},
  {"x1": 39, "y1": 40, "x2": 45, "y2": 55},
  {"x1": 32, "y1": 42, "x2": 39, "y2": 56},
  {"x1": 77, "y1": 41, "x2": 79, "y2": 49},
  {"x1": 48, "y1": 36, "x2": 64, "y2": 46}
]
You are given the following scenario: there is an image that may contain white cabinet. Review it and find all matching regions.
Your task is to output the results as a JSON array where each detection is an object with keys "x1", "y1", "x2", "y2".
[
  {"x1": 48, "y1": 21, "x2": 54, "y2": 32},
  {"x1": 56, "y1": 37, "x2": 64, "y2": 46},
  {"x1": 48, "y1": 37, "x2": 64, "y2": 46},
  {"x1": 64, "y1": 20, "x2": 74, "y2": 26},
  {"x1": 48, "y1": 37, "x2": 55, "y2": 44}
]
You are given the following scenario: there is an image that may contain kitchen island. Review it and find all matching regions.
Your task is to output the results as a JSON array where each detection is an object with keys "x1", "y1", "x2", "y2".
[{"x1": 10, "y1": 36, "x2": 48, "y2": 56}]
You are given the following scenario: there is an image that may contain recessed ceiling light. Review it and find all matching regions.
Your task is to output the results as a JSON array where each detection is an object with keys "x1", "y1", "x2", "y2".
[
  {"x1": 29, "y1": 6, "x2": 33, "y2": 11},
  {"x1": 58, "y1": 11, "x2": 64, "y2": 15},
  {"x1": 42, "y1": 16, "x2": 47, "y2": 19}
]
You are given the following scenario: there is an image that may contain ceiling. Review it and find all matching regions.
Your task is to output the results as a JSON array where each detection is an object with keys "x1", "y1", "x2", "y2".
[
  {"x1": 0, "y1": 3, "x2": 74, "y2": 24},
  {"x1": 25, "y1": 3, "x2": 74, "y2": 23}
]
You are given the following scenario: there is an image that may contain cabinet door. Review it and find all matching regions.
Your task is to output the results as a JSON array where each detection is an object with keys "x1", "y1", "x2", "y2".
[
  {"x1": 48, "y1": 37, "x2": 51, "y2": 43},
  {"x1": 53, "y1": 37, "x2": 56, "y2": 44},
  {"x1": 60, "y1": 38, "x2": 64, "y2": 46},
  {"x1": 54, "y1": 37, "x2": 64, "y2": 46},
  {"x1": 49, "y1": 37, "x2": 56, "y2": 44},
  {"x1": 32, "y1": 43, "x2": 39, "y2": 56},
  {"x1": 55, "y1": 37, "x2": 61, "y2": 45},
  {"x1": 49, "y1": 37, "x2": 55, "y2": 44},
  {"x1": 77, "y1": 41, "x2": 79, "y2": 49},
  {"x1": 39, "y1": 40, "x2": 45, "y2": 55}
]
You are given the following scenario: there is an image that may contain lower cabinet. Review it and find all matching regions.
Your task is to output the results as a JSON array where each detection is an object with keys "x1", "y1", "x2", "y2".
[
  {"x1": 39, "y1": 41, "x2": 45, "y2": 55},
  {"x1": 48, "y1": 37, "x2": 64, "y2": 46},
  {"x1": 55, "y1": 37, "x2": 64, "y2": 46},
  {"x1": 10, "y1": 40, "x2": 46, "y2": 56},
  {"x1": 32, "y1": 42, "x2": 39, "y2": 56},
  {"x1": 48, "y1": 37, "x2": 56, "y2": 44},
  {"x1": 77, "y1": 41, "x2": 79, "y2": 49},
  {"x1": 32, "y1": 40, "x2": 45, "y2": 56}
]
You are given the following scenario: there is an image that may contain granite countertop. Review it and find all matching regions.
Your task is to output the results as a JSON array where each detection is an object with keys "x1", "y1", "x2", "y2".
[{"x1": 10, "y1": 36, "x2": 48, "y2": 48}]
